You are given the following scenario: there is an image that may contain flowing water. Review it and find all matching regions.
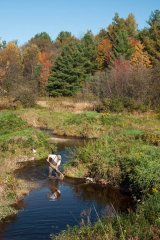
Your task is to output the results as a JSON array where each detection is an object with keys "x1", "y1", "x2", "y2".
[{"x1": 0, "y1": 135, "x2": 132, "y2": 240}]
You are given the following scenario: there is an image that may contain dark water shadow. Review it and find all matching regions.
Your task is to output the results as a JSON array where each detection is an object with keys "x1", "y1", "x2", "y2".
[{"x1": 0, "y1": 135, "x2": 134, "y2": 240}]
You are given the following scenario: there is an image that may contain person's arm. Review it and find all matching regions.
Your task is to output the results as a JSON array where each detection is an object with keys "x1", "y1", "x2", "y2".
[
  {"x1": 46, "y1": 156, "x2": 49, "y2": 163},
  {"x1": 56, "y1": 155, "x2": 61, "y2": 168},
  {"x1": 46, "y1": 155, "x2": 52, "y2": 163},
  {"x1": 57, "y1": 159, "x2": 61, "y2": 168}
]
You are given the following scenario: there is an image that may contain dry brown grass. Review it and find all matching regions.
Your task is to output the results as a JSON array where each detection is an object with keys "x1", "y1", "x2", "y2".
[
  {"x1": 0, "y1": 97, "x2": 14, "y2": 110},
  {"x1": 37, "y1": 97, "x2": 96, "y2": 113}
]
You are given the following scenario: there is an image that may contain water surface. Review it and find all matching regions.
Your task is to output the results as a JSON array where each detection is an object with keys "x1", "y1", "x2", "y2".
[{"x1": 0, "y1": 136, "x2": 132, "y2": 240}]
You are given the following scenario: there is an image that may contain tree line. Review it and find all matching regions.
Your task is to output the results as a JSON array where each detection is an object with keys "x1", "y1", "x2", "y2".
[{"x1": 0, "y1": 10, "x2": 160, "y2": 109}]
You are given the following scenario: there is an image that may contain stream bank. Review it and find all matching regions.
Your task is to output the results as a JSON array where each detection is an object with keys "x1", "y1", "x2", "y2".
[{"x1": 0, "y1": 135, "x2": 133, "y2": 240}]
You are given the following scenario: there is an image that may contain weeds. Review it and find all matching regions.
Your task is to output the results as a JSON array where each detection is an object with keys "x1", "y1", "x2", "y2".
[
  {"x1": 0, "y1": 110, "x2": 54, "y2": 221},
  {"x1": 53, "y1": 193, "x2": 160, "y2": 240}
]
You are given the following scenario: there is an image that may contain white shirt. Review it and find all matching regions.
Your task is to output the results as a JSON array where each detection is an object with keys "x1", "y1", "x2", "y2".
[{"x1": 47, "y1": 154, "x2": 61, "y2": 167}]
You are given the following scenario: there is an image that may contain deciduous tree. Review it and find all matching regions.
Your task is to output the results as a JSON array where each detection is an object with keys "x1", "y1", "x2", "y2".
[
  {"x1": 130, "y1": 39, "x2": 152, "y2": 68},
  {"x1": 96, "y1": 39, "x2": 112, "y2": 70},
  {"x1": 0, "y1": 42, "x2": 23, "y2": 95},
  {"x1": 38, "y1": 51, "x2": 52, "y2": 95}
]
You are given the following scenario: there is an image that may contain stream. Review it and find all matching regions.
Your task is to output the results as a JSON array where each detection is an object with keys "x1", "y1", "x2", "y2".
[{"x1": 0, "y1": 135, "x2": 132, "y2": 240}]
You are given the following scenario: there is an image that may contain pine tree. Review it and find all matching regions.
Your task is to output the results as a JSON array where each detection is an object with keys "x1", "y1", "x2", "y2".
[
  {"x1": 47, "y1": 42, "x2": 87, "y2": 96},
  {"x1": 81, "y1": 31, "x2": 98, "y2": 74},
  {"x1": 107, "y1": 13, "x2": 137, "y2": 42},
  {"x1": 139, "y1": 10, "x2": 160, "y2": 64},
  {"x1": 47, "y1": 32, "x2": 98, "y2": 96},
  {"x1": 56, "y1": 31, "x2": 76, "y2": 47},
  {"x1": 112, "y1": 29, "x2": 133, "y2": 60}
]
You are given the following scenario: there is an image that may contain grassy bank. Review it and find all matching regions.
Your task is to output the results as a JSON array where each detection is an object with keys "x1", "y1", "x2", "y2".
[
  {"x1": 6, "y1": 106, "x2": 160, "y2": 239},
  {"x1": 53, "y1": 192, "x2": 160, "y2": 240},
  {"x1": 19, "y1": 108, "x2": 160, "y2": 195},
  {"x1": 28, "y1": 108, "x2": 160, "y2": 240},
  {"x1": 53, "y1": 113, "x2": 160, "y2": 239},
  {"x1": 0, "y1": 110, "x2": 54, "y2": 221},
  {"x1": 19, "y1": 108, "x2": 160, "y2": 138}
]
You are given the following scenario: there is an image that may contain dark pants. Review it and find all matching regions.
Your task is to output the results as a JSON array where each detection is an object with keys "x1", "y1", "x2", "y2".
[{"x1": 49, "y1": 166, "x2": 58, "y2": 177}]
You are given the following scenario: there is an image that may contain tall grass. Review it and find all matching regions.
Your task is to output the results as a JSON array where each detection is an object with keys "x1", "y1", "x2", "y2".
[
  {"x1": 53, "y1": 192, "x2": 160, "y2": 240},
  {"x1": 0, "y1": 110, "x2": 54, "y2": 221}
]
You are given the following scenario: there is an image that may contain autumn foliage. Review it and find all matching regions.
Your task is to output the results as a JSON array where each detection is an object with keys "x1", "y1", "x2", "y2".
[
  {"x1": 130, "y1": 39, "x2": 152, "y2": 68},
  {"x1": 96, "y1": 39, "x2": 112, "y2": 70},
  {"x1": 0, "y1": 10, "x2": 160, "y2": 109},
  {"x1": 38, "y1": 51, "x2": 52, "y2": 95}
]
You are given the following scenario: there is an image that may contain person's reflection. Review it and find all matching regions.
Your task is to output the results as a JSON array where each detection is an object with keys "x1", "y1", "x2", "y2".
[{"x1": 48, "y1": 180, "x2": 61, "y2": 201}]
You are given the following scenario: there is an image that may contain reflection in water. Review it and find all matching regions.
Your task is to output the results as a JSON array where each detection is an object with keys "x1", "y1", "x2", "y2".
[
  {"x1": 48, "y1": 180, "x2": 61, "y2": 201},
  {"x1": 0, "y1": 135, "x2": 133, "y2": 240},
  {"x1": 73, "y1": 183, "x2": 133, "y2": 212}
]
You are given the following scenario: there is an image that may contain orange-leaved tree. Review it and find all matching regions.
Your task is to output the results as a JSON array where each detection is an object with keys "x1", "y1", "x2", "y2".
[
  {"x1": 96, "y1": 39, "x2": 112, "y2": 70},
  {"x1": 130, "y1": 39, "x2": 152, "y2": 68},
  {"x1": 38, "y1": 51, "x2": 52, "y2": 95}
]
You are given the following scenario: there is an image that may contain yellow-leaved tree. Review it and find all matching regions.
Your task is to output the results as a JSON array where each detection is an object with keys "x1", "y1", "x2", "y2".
[{"x1": 130, "y1": 39, "x2": 152, "y2": 68}]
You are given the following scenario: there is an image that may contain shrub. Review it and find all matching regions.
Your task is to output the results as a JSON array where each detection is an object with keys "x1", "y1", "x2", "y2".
[{"x1": 14, "y1": 89, "x2": 37, "y2": 107}]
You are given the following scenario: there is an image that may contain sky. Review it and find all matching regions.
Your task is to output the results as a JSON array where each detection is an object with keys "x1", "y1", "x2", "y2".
[{"x1": 0, "y1": 0, "x2": 160, "y2": 45}]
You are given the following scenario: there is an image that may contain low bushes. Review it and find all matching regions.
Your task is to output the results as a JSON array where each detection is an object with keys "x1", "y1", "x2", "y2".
[{"x1": 96, "y1": 97, "x2": 150, "y2": 113}]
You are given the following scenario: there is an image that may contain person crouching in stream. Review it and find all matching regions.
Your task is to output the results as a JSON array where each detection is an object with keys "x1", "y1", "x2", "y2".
[{"x1": 46, "y1": 153, "x2": 62, "y2": 179}]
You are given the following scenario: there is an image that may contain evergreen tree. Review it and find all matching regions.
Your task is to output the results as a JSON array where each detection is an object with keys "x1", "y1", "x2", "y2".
[
  {"x1": 47, "y1": 42, "x2": 87, "y2": 96},
  {"x1": 107, "y1": 13, "x2": 137, "y2": 42},
  {"x1": 139, "y1": 10, "x2": 160, "y2": 64},
  {"x1": 47, "y1": 32, "x2": 98, "y2": 96},
  {"x1": 29, "y1": 32, "x2": 54, "y2": 52},
  {"x1": 56, "y1": 31, "x2": 76, "y2": 47},
  {"x1": 112, "y1": 29, "x2": 133, "y2": 60},
  {"x1": 81, "y1": 31, "x2": 98, "y2": 74},
  {"x1": 95, "y1": 28, "x2": 108, "y2": 42}
]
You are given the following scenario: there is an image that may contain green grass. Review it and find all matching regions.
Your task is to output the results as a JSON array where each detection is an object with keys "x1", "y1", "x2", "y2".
[
  {"x1": 53, "y1": 192, "x2": 160, "y2": 240},
  {"x1": 19, "y1": 109, "x2": 160, "y2": 138},
  {"x1": 3, "y1": 107, "x2": 160, "y2": 239},
  {"x1": 54, "y1": 111, "x2": 160, "y2": 239},
  {"x1": 0, "y1": 110, "x2": 54, "y2": 221},
  {"x1": 64, "y1": 129, "x2": 160, "y2": 195}
]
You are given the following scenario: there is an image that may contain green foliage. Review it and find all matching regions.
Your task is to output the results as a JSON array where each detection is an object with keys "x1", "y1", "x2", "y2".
[
  {"x1": 47, "y1": 30, "x2": 98, "y2": 96},
  {"x1": 0, "y1": 111, "x2": 27, "y2": 134},
  {"x1": 141, "y1": 192, "x2": 160, "y2": 225},
  {"x1": 0, "y1": 110, "x2": 54, "y2": 221},
  {"x1": 107, "y1": 13, "x2": 138, "y2": 42},
  {"x1": 112, "y1": 29, "x2": 133, "y2": 60},
  {"x1": 66, "y1": 112, "x2": 100, "y2": 125},
  {"x1": 29, "y1": 32, "x2": 53, "y2": 52},
  {"x1": 65, "y1": 125, "x2": 160, "y2": 195},
  {"x1": 148, "y1": 9, "x2": 160, "y2": 27},
  {"x1": 47, "y1": 36, "x2": 97, "y2": 96},
  {"x1": 80, "y1": 31, "x2": 98, "y2": 74},
  {"x1": 140, "y1": 10, "x2": 160, "y2": 64},
  {"x1": 54, "y1": 193, "x2": 160, "y2": 240},
  {"x1": 0, "y1": 110, "x2": 52, "y2": 158},
  {"x1": 56, "y1": 31, "x2": 76, "y2": 47},
  {"x1": 96, "y1": 97, "x2": 150, "y2": 113},
  {"x1": 32, "y1": 32, "x2": 52, "y2": 41},
  {"x1": 47, "y1": 42, "x2": 83, "y2": 96}
]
